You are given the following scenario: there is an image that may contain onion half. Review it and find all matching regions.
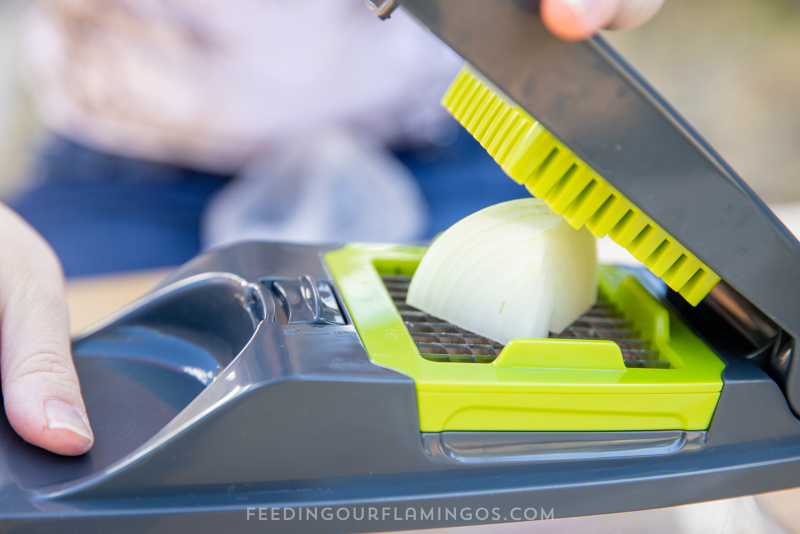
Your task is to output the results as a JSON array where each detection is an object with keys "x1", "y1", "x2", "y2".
[{"x1": 406, "y1": 198, "x2": 597, "y2": 344}]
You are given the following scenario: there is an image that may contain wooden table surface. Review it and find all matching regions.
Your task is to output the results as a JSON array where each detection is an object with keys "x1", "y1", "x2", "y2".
[{"x1": 65, "y1": 268, "x2": 171, "y2": 334}]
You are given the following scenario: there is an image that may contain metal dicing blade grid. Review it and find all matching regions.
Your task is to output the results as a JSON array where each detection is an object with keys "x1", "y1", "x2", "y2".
[{"x1": 381, "y1": 275, "x2": 668, "y2": 369}]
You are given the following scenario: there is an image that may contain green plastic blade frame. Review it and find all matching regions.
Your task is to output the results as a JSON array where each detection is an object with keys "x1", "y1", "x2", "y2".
[{"x1": 443, "y1": 66, "x2": 721, "y2": 306}]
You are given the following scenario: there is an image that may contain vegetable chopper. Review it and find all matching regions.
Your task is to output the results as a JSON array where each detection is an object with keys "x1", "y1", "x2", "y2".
[{"x1": 3, "y1": 1, "x2": 800, "y2": 532}]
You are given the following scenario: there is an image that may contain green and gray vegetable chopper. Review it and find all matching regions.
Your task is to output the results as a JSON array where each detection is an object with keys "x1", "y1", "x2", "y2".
[{"x1": 3, "y1": 1, "x2": 800, "y2": 531}]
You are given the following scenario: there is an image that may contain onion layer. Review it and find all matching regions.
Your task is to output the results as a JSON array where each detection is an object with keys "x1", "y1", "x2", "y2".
[{"x1": 406, "y1": 198, "x2": 597, "y2": 344}]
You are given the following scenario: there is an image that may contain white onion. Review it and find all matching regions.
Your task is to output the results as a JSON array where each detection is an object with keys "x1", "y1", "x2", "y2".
[{"x1": 406, "y1": 198, "x2": 597, "y2": 344}]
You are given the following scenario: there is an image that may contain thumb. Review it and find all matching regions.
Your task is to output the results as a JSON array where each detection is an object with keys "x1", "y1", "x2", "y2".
[
  {"x1": 0, "y1": 204, "x2": 93, "y2": 456},
  {"x1": 541, "y1": 0, "x2": 664, "y2": 41}
]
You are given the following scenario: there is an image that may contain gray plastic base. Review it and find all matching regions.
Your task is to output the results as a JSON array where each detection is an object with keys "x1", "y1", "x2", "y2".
[{"x1": 1, "y1": 242, "x2": 799, "y2": 533}]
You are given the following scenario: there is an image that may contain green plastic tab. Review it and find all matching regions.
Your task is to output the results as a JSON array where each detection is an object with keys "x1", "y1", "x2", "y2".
[{"x1": 495, "y1": 340, "x2": 626, "y2": 371}]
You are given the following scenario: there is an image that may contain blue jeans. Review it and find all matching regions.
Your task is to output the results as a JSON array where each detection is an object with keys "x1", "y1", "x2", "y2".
[{"x1": 10, "y1": 128, "x2": 529, "y2": 277}]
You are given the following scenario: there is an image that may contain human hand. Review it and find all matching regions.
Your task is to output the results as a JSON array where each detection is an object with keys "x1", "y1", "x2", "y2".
[
  {"x1": 541, "y1": 0, "x2": 664, "y2": 41},
  {"x1": 0, "y1": 203, "x2": 93, "y2": 455}
]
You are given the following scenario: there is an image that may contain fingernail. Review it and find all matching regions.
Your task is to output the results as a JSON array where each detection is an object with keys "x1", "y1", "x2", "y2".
[
  {"x1": 559, "y1": 0, "x2": 589, "y2": 20},
  {"x1": 559, "y1": 0, "x2": 614, "y2": 31},
  {"x1": 44, "y1": 399, "x2": 93, "y2": 442}
]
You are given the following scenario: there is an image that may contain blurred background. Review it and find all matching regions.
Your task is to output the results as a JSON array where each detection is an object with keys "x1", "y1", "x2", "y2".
[
  {"x1": 0, "y1": 0, "x2": 33, "y2": 200},
  {"x1": 2, "y1": 0, "x2": 800, "y2": 204},
  {"x1": 604, "y1": 0, "x2": 800, "y2": 204}
]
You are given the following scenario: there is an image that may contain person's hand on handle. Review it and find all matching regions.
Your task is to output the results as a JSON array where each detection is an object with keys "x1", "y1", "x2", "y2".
[
  {"x1": 0, "y1": 203, "x2": 93, "y2": 456},
  {"x1": 542, "y1": 0, "x2": 665, "y2": 41}
]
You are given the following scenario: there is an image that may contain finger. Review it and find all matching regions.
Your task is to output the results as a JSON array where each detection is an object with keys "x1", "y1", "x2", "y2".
[
  {"x1": 541, "y1": 0, "x2": 664, "y2": 41},
  {"x1": 605, "y1": 0, "x2": 665, "y2": 30},
  {"x1": 0, "y1": 204, "x2": 93, "y2": 456}
]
